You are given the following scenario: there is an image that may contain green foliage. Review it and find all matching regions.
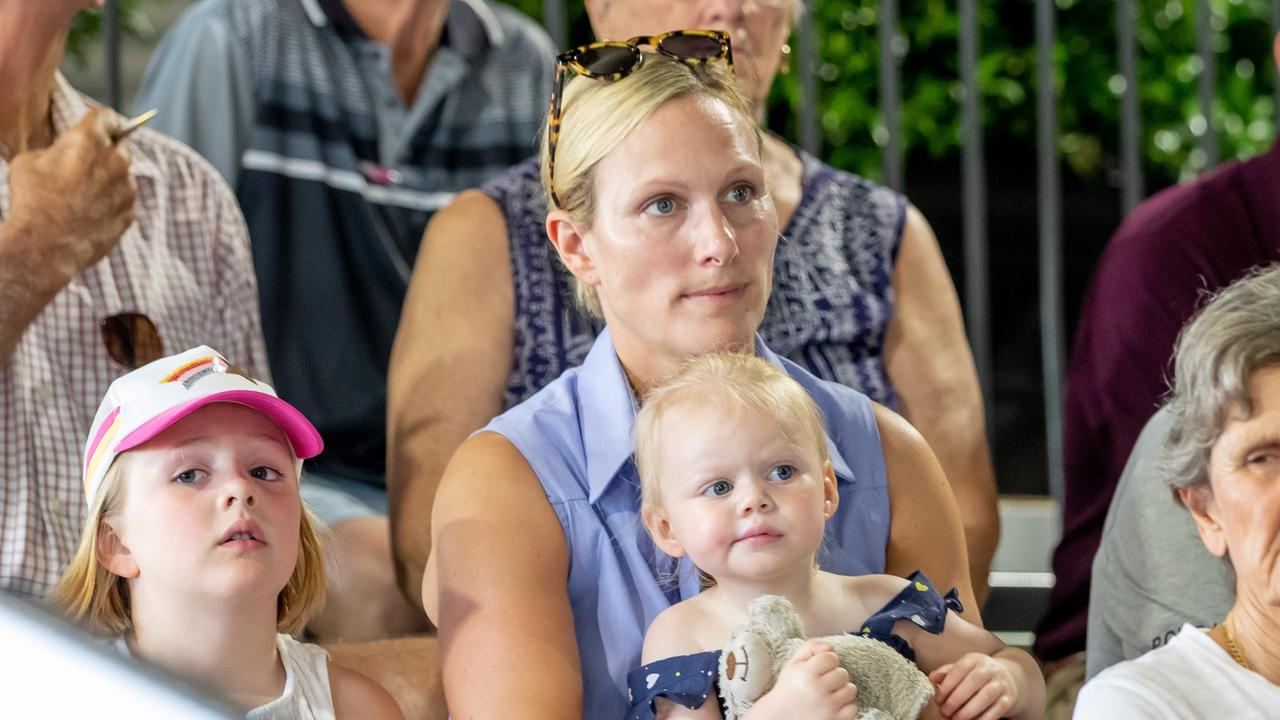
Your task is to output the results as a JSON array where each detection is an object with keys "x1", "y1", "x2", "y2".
[
  {"x1": 66, "y1": 0, "x2": 159, "y2": 66},
  {"x1": 510, "y1": 0, "x2": 1277, "y2": 183}
]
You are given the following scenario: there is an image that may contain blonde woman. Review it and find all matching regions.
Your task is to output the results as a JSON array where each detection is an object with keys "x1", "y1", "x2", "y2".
[
  {"x1": 424, "y1": 39, "x2": 975, "y2": 719},
  {"x1": 389, "y1": 0, "x2": 997, "y2": 613},
  {"x1": 51, "y1": 346, "x2": 401, "y2": 719}
]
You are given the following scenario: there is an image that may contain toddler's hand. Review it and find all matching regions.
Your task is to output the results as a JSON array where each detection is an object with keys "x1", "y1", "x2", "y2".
[
  {"x1": 928, "y1": 652, "x2": 1016, "y2": 720},
  {"x1": 748, "y1": 639, "x2": 858, "y2": 720}
]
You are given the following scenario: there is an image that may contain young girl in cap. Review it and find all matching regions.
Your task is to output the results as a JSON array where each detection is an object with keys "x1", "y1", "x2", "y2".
[
  {"x1": 51, "y1": 346, "x2": 402, "y2": 719},
  {"x1": 628, "y1": 353, "x2": 1044, "y2": 720}
]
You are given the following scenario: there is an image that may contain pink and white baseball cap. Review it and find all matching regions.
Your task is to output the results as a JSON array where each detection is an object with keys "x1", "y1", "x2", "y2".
[{"x1": 82, "y1": 346, "x2": 323, "y2": 504}]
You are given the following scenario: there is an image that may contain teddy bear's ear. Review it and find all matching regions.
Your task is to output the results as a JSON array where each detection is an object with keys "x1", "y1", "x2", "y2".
[{"x1": 747, "y1": 595, "x2": 805, "y2": 642}]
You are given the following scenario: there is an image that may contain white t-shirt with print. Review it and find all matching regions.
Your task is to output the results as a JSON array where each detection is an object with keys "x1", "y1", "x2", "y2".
[{"x1": 1074, "y1": 623, "x2": 1280, "y2": 719}]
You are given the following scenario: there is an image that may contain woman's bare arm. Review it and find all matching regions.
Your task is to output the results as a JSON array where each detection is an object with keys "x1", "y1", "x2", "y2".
[
  {"x1": 387, "y1": 190, "x2": 515, "y2": 608},
  {"x1": 875, "y1": 403, "x2": 981, "y2": 624},
  {"x1": 883, "y1": 205, "x2": 998, "y2": 605},
  {"x1": 427, "y1": 432, "x2": 583, "y2": 718}
]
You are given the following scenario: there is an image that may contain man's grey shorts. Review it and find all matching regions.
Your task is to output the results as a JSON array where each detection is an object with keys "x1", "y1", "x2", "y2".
[{"x1": 300, "y1": 471, "x2": 387, "y2": 527}]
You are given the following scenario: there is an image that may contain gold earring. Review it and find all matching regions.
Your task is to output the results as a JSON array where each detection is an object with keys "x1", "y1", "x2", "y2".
[{"x1": 779, "y1": 43, "x2": 792, "y2": 75}]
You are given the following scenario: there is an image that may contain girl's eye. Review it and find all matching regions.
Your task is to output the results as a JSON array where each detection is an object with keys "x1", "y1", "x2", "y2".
[
  {"x1": 643, "y1": 196, "x2": 677, "y2": 216},
  {"x1": 249, "y1": 466, "x2": 283, "y2": 481},
  {"x1": 725, "y1": 184, "x2": 754, "y2": 204},
  {"x1": 705, "y1": 480, "x2": 733, "y2": 497},
  {"x1": 174, "y1": 468, "x2": 207, "y2": 485},
  {"x1": 769, "y1": 464, "x2": 796, "y2": 481}
]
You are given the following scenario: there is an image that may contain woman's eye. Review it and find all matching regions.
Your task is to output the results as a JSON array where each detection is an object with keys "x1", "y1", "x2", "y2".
[
  {"x1": 705, "y1": 480, "x2": 733, "y2": 497},
  {"x1": 1246, "y1": 452, "x2": 1278, "y2": 467},
  {"x1": 250, "y1": 466, "x2": 283, "y2": 481},
  {"x1": 174, "y1": 469, "x2": 207, "y2": 485},
  {"x1": 643, "y1": 196, "x2": 677, "y2": 216},
  {"x1": 769, "y1": 464, "x2": 796, "y2": 481},
  {"x1": 725, "y1": 184, "x2": 754, "y2": 204}
]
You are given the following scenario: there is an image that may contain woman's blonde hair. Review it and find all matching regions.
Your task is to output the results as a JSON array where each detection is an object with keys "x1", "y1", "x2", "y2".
[
  {"x1": 50, "y1": 454, "x2": 327, "y2": 636},
  {"x1": 633, "y1": 352, "x2": 830, "y2": 512},
  {"x1": 539, "y1": 51, "x2": 760, "y2": 316}
]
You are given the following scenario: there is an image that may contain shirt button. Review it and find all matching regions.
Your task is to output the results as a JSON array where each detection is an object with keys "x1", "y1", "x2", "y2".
[{"x1": 49, "y1": 497, "x2": 65, "y2": 514}]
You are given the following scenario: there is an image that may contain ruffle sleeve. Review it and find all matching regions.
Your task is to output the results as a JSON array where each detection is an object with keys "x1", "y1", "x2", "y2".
[
  {"x1": 855, "y1": 570, "x2": 964, "y2": 663},
  {"x1": 624, "y1": 650, "x2": 721, "y2": 720}
]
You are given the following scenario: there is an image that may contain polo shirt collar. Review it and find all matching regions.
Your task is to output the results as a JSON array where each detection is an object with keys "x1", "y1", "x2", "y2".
[
  {"x1": 305, "y1": 0, "x2": 502, "y2": 65},
  {"x1": 580, "y1": 328, "x2": 856, "y2": 505}
]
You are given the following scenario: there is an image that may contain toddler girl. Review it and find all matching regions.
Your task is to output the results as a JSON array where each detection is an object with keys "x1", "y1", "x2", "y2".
[
  {"x1": 628, "y1": 353, "x2": 1044, "y2": 720},
  {"x1": 51, "y1": 346, "x2": 402, "y2": 719}
]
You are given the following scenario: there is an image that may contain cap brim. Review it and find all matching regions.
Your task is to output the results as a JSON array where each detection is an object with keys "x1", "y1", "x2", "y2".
[{"x1": 113, "y1": 390, "x2": 324, "y2": 459}]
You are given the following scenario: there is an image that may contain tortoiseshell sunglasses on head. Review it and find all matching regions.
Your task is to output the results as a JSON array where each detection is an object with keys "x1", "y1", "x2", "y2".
[{"x1": 547, "y1": 29, "x2": 734, "y2": 208}]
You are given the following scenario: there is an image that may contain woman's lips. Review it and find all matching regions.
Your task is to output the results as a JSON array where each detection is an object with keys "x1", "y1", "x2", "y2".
[{"x1": 683, "y1": 284, "x2": 746, "y2": 303}]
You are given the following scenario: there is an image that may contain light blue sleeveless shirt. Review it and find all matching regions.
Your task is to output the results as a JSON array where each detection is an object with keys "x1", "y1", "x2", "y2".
[{"x1": 483, "y1": 327, "x2": 891, "y2": 720}]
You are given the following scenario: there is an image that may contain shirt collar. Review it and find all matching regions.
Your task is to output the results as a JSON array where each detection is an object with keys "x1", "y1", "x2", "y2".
[
  {"x1": 49, "y1": 73, "x2": 161, "y2": 181},
  {"x1": 578, "y1": 327, "x2": 642, "y2": 505},
  {"x1": 580, "y1": 328, "x2": 856, "y2": 505},
  {"x1": 306, "y1": 0, "x2": 502, "y2": 65}
]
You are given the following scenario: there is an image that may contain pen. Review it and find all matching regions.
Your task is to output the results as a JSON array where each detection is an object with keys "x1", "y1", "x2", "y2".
[{"x1": 109, "y1": 108, "x2": 158, "y2": 143}]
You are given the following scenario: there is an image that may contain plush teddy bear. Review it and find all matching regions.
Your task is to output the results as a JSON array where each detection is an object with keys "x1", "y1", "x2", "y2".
[{"x1": 718, "y1": 594, "x2": 934, "y2": 720}]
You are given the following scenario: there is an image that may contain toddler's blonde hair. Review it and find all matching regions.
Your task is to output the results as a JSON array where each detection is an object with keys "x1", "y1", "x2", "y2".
[{"x1": 633, "y1": 352, "x2": 831, "y2": 513}]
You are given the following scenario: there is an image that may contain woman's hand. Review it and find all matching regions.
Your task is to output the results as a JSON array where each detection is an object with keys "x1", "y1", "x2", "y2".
[
  {"x1": 928, "y1": 652, "x2": 1016, "y2": 720},
  {"x1": 746, "y1": 640, "x2": 859, "y2": 720}
]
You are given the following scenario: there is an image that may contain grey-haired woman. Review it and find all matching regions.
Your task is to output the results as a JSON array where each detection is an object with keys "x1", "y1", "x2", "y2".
[{"x1": 1074, "y1": 264, "x2": 1280, "y2": 717}]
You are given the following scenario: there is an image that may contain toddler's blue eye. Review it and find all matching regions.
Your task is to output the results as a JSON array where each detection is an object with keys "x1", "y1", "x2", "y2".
[
  {"x1": 250, "y1": 466, "x2": 282, "y2": 481},
  {"x1": 174, "y1": 469, "x2": 205, "y2": 485},
  {"x1": 769, "y1": 464, "x2": 796, "y2": 481},
  {"x1": 705, "y1": 480, "x2": 733, "y2": 497}
]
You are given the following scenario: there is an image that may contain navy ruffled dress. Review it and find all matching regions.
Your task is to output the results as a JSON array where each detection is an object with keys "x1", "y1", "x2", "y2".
[{"x1": 625, "y1": 571, "x2": 963, "y2": 720}]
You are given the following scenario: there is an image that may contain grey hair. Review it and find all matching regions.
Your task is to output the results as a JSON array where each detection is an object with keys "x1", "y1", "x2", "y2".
[{"x1": 1162, "y1": 264, "x2": 1280, "y2": 493}]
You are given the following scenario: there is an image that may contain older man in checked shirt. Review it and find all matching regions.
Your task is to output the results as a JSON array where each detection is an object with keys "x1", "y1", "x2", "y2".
[{"x1": 0, "y1": 0, "x2": 270, "y2": 599}]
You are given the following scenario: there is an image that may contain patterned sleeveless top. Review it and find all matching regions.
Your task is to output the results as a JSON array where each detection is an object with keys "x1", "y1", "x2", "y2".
[{"x1": 482, "y1": 149, "x2": 908, "y2": 411}]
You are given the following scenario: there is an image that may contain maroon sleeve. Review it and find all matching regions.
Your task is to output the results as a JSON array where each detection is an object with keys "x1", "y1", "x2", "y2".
[{"x1": 1036, "y1": 162, "x2": 1277, "y2": 661}]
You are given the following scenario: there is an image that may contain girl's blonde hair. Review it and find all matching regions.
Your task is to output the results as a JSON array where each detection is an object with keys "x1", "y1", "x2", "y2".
[
  {"x1": 539, "y1": 51, "x2": 760, "y2": 316},
  {"x1": 633, "y1": 352, "x2": 831, "y2": 513},
  {"x1": 50, "y1": 454, "x2": 327, "y2": 636}
]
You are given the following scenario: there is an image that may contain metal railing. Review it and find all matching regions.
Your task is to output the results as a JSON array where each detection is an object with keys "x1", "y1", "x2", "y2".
[{"x1": 98, "y1": 0, "x2": 1276, "y2": 506}]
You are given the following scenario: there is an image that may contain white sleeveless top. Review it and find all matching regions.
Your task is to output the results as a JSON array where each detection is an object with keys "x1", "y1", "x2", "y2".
[{"x1": 116, "y1": 633, "x2": 335, "y2": 719}]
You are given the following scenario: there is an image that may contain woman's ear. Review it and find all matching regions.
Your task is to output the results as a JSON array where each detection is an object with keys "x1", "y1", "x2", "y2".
[
  {"x1": 546, "y1": 208, "x2": 600, "y2": 288},
  {"x1": 1178, "y1": 485, "x2": 1227, "y2": 558},
  {"x1": 641, "y1": 504, "x2": 686, "y2": 559},
  {"x1": 822, "y1": 462, "x2": 839, "y2": 519},
  {"x1": 96, "y1": 518, "x2": 139, "y2": 579}
]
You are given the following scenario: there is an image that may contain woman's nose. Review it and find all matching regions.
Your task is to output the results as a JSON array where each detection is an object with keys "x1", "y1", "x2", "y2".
[
  {"x1": 698, "y1": 0, "x2": 747, "y2": 27},
  {"x1": 694, "y1": 205, "x2": 740, "y2": 267}
]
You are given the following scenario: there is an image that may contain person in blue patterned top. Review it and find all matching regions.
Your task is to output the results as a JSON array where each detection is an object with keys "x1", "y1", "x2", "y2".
[
  {"x1": 388, "y1": 0, "x2": 998, "y2": 612},
  {"x1": 423, "y1": 43, "x2": 980, "y2": 719},
  {"x1": 626, "y1": 353, "x2": 1043, "y2": 720}
]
